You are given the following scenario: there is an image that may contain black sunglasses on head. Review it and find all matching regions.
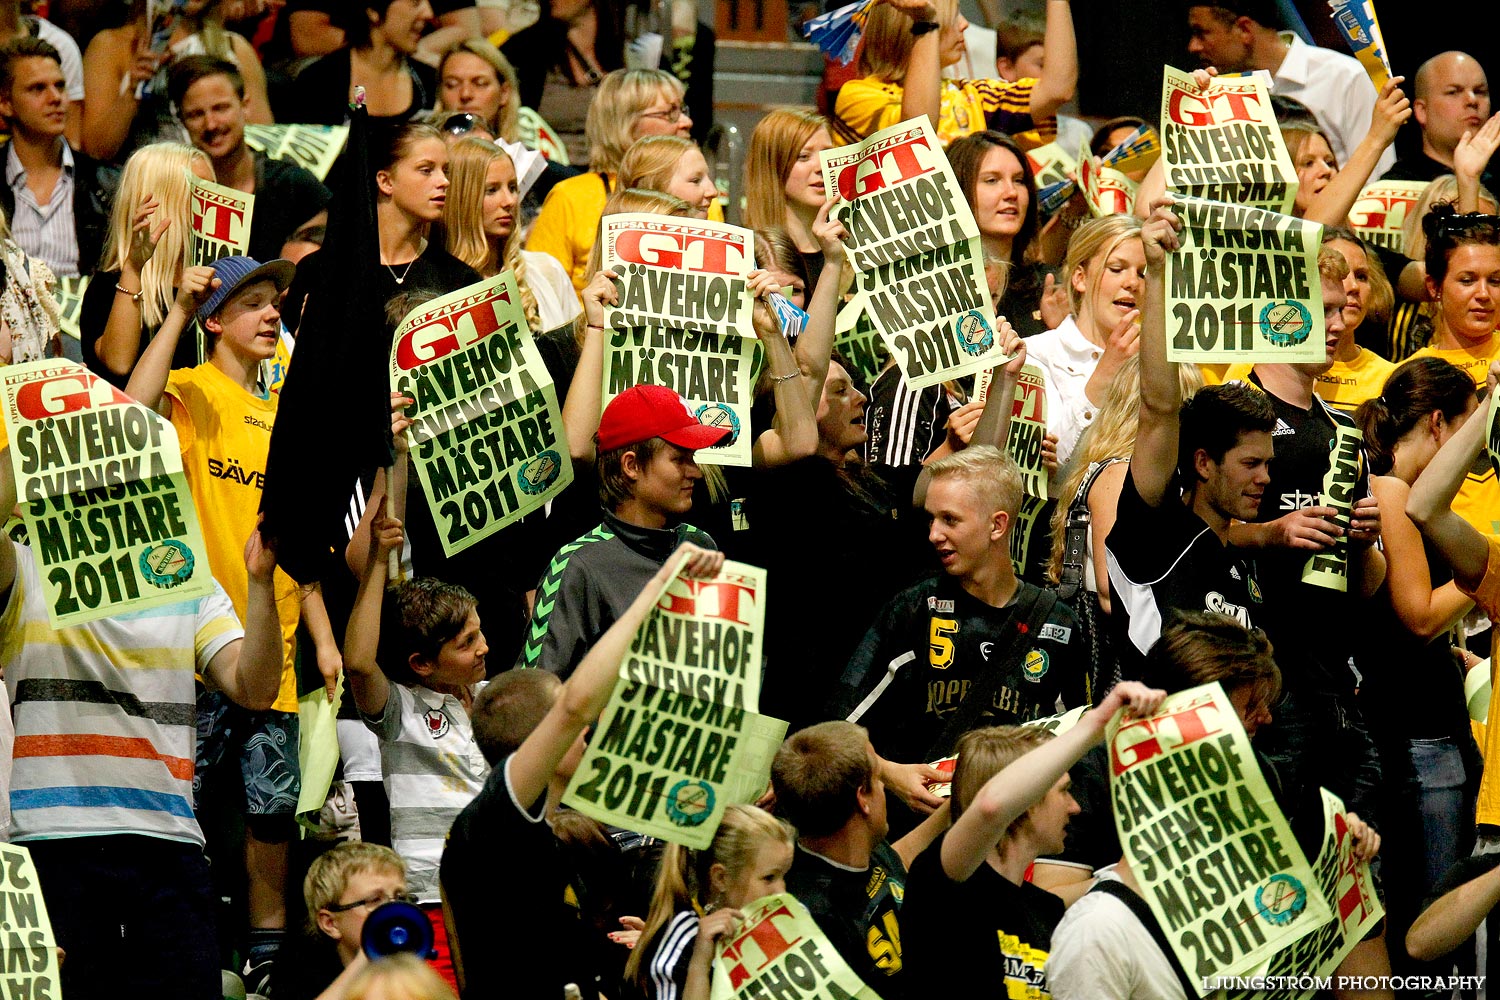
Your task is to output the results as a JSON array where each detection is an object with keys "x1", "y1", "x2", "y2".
[
  {"x1": 1435, "y1": 213, "x2": 1500, "y2": 238},
  {"x1": 443, "y1": 113, "x2": 483, "y2": 136}
]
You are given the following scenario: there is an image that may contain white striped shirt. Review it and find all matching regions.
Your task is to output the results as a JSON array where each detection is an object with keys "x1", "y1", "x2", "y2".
[
  {"x1": 364, "y1": 682, "x2": 489, "y2": 902},
  {"x1": 5, "y1": 140, "x2": 79, "y2": 277},
  {"x1": 647, "y1": 910, "x2": 700, "y2": 1000}
]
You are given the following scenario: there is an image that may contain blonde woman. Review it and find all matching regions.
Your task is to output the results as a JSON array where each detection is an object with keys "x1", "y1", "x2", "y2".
[
  {"x1": 441, "y1": 136, "x2": 581, "y2": 332},
  {"x1": 618, "y1": 135, "x2": 718, "y2": 218},
  {"x1": 1279, "y1": 79, "x2": 1410, "y2": 226},
  {"x1": 345, "y1": 954, "x2": 457, "y2": 1000},
  {"x1": 1046, "y1": 355, "x2": 1204, "y2": 608},
  {"x1": 437, "y1": 38, "x2": 521, "y2": 142},
  {"x1": 526, "y1": 68, "x2": 692, "y2": 292},
  {"x1": 82, "y1": 142, "x2": 212, "y2": 386},
  {"x1": 81, "y1": 0, "x2": 272, "y2": 164},
  {"x1": 742, "y1": 109, "x2": 835, "y2": 292},
  {"x1": 1023, "y1": 213, "x2": 1145, "y2": 467},
  {"x1": 833, "y1": 0, "x2": 1075, "y2": 145},
  {"x1": 626, "y1": 804, "x2": 795, "y2": 1000}
]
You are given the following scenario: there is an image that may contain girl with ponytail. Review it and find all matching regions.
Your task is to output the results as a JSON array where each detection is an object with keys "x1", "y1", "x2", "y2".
[
  {"x1": 1354, "y1": 354, "x2": 1482, "y2": 938},
  {"x1": 625, "y1": 804, "x2": 795, "y2": 1000}
]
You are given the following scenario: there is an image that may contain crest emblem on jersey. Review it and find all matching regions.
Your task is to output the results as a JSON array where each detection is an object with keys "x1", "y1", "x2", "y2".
[
  {"x1": 424, "y1": 709, "x2": 451, "y2": 740},
  {"x1": 1022, "y1": 649, "x2": 1048, "y2": 681}
]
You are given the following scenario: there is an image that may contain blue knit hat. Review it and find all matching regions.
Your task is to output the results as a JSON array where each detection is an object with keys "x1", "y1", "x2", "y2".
[{"x1": 197, "y1": 256, "x2": 296, "y2": 323}]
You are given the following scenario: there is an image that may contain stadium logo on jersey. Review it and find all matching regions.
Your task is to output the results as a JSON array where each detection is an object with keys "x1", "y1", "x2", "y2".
[
  {"x1": 1022, "y1": 649, "x2": 1049, "y2": 681},
  {"x1": 1039, "y1": 623, "x2": 1071, "y2": 643},
  {"x1": 424, "y1": 709, "x2": 451, "y2": 740},
  {"x1": 1279, "y1": 489, "x2": 1322, "y2": 510},
  {"x1": 926, "y1": 597, "x2": 955, "y2": 614}
]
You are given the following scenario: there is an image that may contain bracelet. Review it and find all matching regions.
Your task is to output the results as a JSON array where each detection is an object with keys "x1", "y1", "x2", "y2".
[
  {"x1": 586, "y1": 323, "x2": 605, "y2": 332},
  {"x1": 115, "y1": 283, "x2": 143, "y2": 304},
  {"x1": 770, "y1": 371, "x2": 802, "y2": 385},
  {"x1": 911, "y1": 20, "x2": 940, "y2": 36}
]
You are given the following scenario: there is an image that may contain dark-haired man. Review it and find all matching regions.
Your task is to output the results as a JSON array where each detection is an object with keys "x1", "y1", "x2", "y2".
[
  {"x1": 170, "y1": 55, "x2": 329, "y2": 263},
  {"x1": 1185, "y1": 1, "x2": 1392, "y2": 177},
  {"x1": 0, "y1": 36, "x2": 109, "y2": 278},
  {"x1": 1105, "y1": 200, "x2": 1273, "y2": 678}
]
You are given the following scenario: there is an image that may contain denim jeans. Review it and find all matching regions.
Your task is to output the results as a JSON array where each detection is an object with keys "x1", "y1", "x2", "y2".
[{"x1": 1410, "y1": 736, "x2": 1476, "y2": 899}]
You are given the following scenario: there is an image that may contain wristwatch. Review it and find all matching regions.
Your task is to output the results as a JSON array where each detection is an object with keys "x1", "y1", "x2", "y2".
[{"x1": 911, "y1": 20, "x2": 940, "y2": 35}]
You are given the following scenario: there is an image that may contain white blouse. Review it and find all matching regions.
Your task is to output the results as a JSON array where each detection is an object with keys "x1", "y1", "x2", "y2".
[
  {"x1": 522, "y1": 250, "x2": 583, "y2": 332},
  {"x1": 1023, "y1": 314, "x2": 1105, "y2": 469}
]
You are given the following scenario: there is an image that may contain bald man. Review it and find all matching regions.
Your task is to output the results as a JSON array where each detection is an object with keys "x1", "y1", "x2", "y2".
[{"x1": 1386, "y1": 51, "x2": 1495, "y2": 185}]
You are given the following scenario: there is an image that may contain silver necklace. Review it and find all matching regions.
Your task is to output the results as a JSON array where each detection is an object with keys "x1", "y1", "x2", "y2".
[{"x1": 386, "y1": 258, "x2": 418, "y2": 284}]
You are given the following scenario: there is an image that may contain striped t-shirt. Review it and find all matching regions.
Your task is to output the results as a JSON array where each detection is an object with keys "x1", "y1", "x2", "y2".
[
  {"x1": 364, "y1": 682, "x2": 489, "y2": 901},
  {"x1": 0, "y1": 541, "x2": 242, "y2": 846}
]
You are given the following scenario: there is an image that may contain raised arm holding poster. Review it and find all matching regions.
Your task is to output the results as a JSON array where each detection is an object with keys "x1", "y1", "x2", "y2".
[
  {"x1": 1224, "y1": 789, "x2": 1384, "y2": 1000},
  {"x1": 562, "y1": 559, "x2": 788, "y2": 849},
  {"x1": 1302, "y1": 422, "x2": 1364, "y2": 591},
  {"x1": 0, "y1": 360, "x2": 213, "y2": 627},
  {"x1": 710, "y1": 893, "x2": 885, "y2": 1000},
  {"x1": 1166, "y1": 194, "x2": 1326, "y2": 365},
  {"x1": 1160, "y1": 67, "x2": 1298, "y2": 214},
  {"x1": 976, "y1": 362, "x2": 1049, "y2": 500},
  {"x1": 1349, "y1": 180, "x2": 1428, "y2": 253},
  {"x1": 601, "y1": 214, "x2": 757, "y2": 467},
  {"x1": 389, "y1": 272, "x2": 572, "y2": 557},
  {"x1": 820, "y1": 117, "x2": 1007, "y2": 390},
  {"x1": 243, "y1": 124, "x2": 350, "y2": 182},
  {"x1": 1109, "y1": 682, "x2": 1332, "y2": 983}
]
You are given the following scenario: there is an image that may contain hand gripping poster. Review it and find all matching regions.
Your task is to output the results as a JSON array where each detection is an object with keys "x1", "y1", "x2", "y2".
[
  {"x1": 1160, "y1": 67, "x2": 1298, "y2": 214},
  {"x1": 1108, "y1": 682, "x2": 1332, "y2": 983},
  {"x1": 390, "y1": 272, "x2": 572, "y2": 556},
  {"x1": 820, "y1": 116, "x2": 1008, "y2": 389},
  {"x1": 563, "y1": 559, "x2": 787, "y2": 849},
  {"x1": 1, "y1": 360, "x2": 213, "y2": 627},
  {"x1": 1166, "y1": 194, "x2": 1326, "y2": 365},
  {"x1": 710, "y1": 893, "x2": 885, "y2": 1000},
  {"x1": 1226, "y1": 789, "x2": 1384, "y2": 1000},
  {"x1": 601, "y1": 214, "x2": 758, "y2": 467}
]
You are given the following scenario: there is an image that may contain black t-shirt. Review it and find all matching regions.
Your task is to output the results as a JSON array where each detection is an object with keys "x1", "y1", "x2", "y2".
[
  {"x1": 290, "y1": 49, "x2": 438, "y2": 126},
  {"x1": 1001, "y1": 261, "x2": 1049, "y2": 340},
  {"x1": 902, "y1": 833, "x2": 1064, "y2": 995},
  {"x1": 1104, "y1": 467, "x2": 1261, "y2": 679},
  {"x1": 785, "y1": 841, "x2": 908, "y2": 996},
  {"x1": 1422, "y1": 850, "x2": 1500, "y2": 999},
  {"x1": 833, "y1": 576, "x2": 1087, "y2": 763},
  {"x1": 748, "y1": 457, "x2": 934, "y2": 732},
  {"x1": 250, "y1": 152, "x2": 332, "y2": 263},
  {"x1": 863, "y1": 366, "x2": 952, "y2": 470},
  {"x1": 1245, "y1": 373, "x2": 1368, "y2": 696},
  {"x1": 441, "y1": 756, "x2": 600, "y2": 1000},
  {"x1": 282, "y1": 242, "x2": 480, "y2": 335},
  {"x1": 1383, "y1": 151, "x2": 1495, "y2": 191},
  {"x1": 80, "y1": 269, "x2": 199, "y2": 388}
]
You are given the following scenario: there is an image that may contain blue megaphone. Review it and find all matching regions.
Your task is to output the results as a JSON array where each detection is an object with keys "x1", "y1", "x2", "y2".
[{"x1": 361, "y1": 900, "x2": 436, "y2": 960}]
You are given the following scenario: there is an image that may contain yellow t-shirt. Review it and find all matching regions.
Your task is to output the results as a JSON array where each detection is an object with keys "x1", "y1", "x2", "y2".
[
  {"x1": 1198, "y1": 363, "x2": 1231, "y2": 386},
  {"x1": 1313, "y1": 349, "x2": 1396, "y2": 414},
  {"x1": 834, "y1": 75, "x2": 1054, "y2": 147},
  {"x1": 1412, "y1": 336, "x2": 1500, "y2": 535},
  {"x1": 167, "y1": 364, "x2": 302, "y2": 712}
]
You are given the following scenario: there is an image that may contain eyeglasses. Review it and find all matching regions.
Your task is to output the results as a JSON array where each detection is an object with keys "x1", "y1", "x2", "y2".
[
  {"x1": 443, "y1": 112, "x2": 483, "y2": 136},
  {"x1": 638, "y1": 104, "x2": 686, "y2": 124},
  {"x1": 325, "y1": 891, "x2": 418, "y2": 913},
  {"x1": 1434, "y1": 213, "x2": 1500, "y2": 238}
]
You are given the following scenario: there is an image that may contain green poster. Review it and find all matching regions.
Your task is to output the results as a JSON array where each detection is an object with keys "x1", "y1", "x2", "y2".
[
  {"x1": 1225, "y1": 789, "x2": 1384, "y2": 999},
  {"x1": 563, "y1": 560, "x2": 787, "y2": 849},
  {"x1": 710, "y1": 893, "x2": 885, "y2": 1000},
  {"x1": 390, "y1": 272, "x2": 572, "y2": 556},
  {"x1": 243, "y1": 124, "x2": 349, "y2": 181},
  {"x1": 821, "y1": 116, "x2": 1009, "y2": 390},
  {"x1": 1166, "y1": 194, "x2": 1326, "y2": 364},
  {"x1": 1109, "y1": 682, "x2": 1332, "y2": 981},
  {"x1": 600, "y1": 214, "x2": 758, "y2": 467},
  {"x1": 1302, "y1": 422, "x2": 1364, "y2": 592},
  {"x1": 0, "y1": 842, "x2": 61, "y2": 995},
  {"x1": 54, "y1": 275, "x2": 88, "y2": 341},
  {"x1": 1008, "y1": 493, "x2": 1047, "y2": 579},
  {"x1": 833, "y1": 297, "x2": 891, "y2": 385},
  {"x1": 1160, "y1": 66, "x2": 1297, "y2": 213},
  {"x1": 1, "y1": 360, "x2": 213, "y2": 627}
]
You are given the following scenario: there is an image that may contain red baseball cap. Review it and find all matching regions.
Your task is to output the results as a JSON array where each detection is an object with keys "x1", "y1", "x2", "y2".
[{"x1": 597, "y1": 385, "x2": 731, "y2": 452}]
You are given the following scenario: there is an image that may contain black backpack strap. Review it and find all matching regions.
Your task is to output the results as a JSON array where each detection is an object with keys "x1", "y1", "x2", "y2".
[
  {"x1": 923, "y1": 586, "x2": 1057, "y2": 761},
  {"x1": 1057, "y1": 457, "x2": 1128, "y2": 601},
  {"x1": 1089, "y1": 877, "x2": 1200, "y2": 999}
]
